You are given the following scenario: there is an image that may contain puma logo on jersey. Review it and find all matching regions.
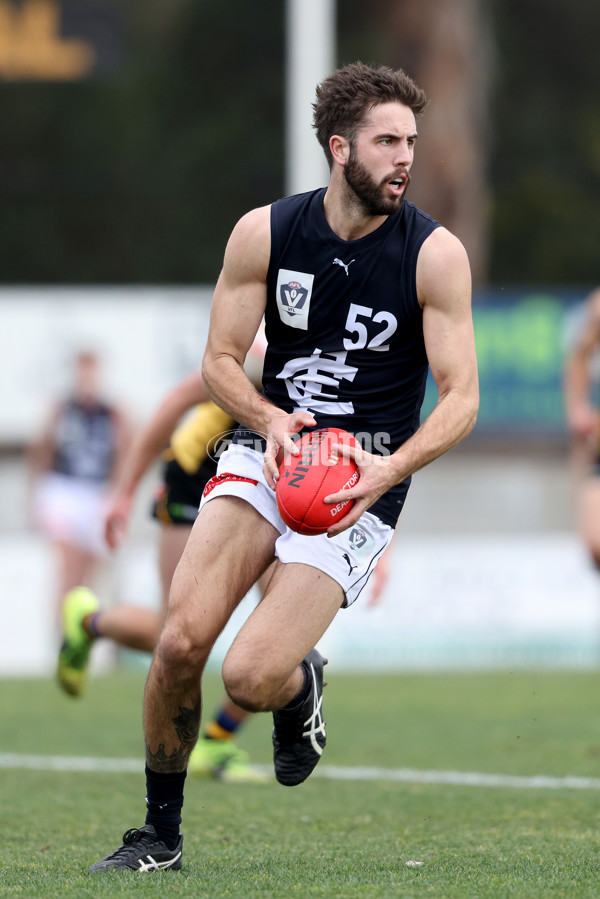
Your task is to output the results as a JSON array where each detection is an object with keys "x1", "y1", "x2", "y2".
[{"x1": 332, "y1": 257, "x2": 355, "y2": 276}]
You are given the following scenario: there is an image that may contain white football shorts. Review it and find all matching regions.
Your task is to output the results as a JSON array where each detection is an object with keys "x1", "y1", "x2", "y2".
[
  {"x1": 33, "y1": 472, "x2": 109, "y2": 557},
  {"x1": 200, "y1": 443, "x2": 393, "y2": 607}
]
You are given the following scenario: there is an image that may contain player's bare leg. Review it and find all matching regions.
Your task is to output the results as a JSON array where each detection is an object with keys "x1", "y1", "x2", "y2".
[
  {"x1": 223, "y1": 561, "x2": 342, "y2": 711},
  {"x1": 190, "y1": 561, "x2": 276, "y2": 782},
  {"x1": 143, "y1": 496, "x2": 279, "y2": 772},
  {"x1": 93, "y1": 497, "x2": 280, "y2": 866},
  {"x1": 157, "y1": 525, "x2": 192, "y2": 613},
  {"x1": 223, "y1": 560, "x2": 343, "y2": 785}
]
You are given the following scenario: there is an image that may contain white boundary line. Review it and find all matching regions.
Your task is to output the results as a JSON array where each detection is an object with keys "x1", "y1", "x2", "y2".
[
  {"x1": 0, "y1": 753, "x2": 141, "y2": 773},
  {"x1": 1, "y1": 753, "x2": 599, "y2": 790}
]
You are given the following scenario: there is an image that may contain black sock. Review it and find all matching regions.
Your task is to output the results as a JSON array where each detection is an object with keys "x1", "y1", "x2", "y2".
[
  {"x1": 280, "y1": 661, "x2": 310, "y2": 712},
  {"x1": 144, "y1": 765, "x2": 187, "y2": 850}
]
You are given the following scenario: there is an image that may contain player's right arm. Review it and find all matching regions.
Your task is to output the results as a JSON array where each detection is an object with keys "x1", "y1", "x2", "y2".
[
  {"x1": 202, "y1": 207, "x2": 315, "y2": 484},
  {"x1": 105, "y1": 370, "x2": 208, "y2": 549},
  {"x1": 564, "y1": 289, "x2": 600, "y2": 440}
]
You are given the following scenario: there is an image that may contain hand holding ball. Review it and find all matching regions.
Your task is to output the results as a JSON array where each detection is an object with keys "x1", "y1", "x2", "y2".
[{"x1": 275, "y1": 428, "x2": 359, "y2": 535}]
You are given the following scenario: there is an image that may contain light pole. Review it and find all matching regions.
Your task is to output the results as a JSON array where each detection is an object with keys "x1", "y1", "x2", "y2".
[{"x1": 285, "y1": 0, "x2": 336, "y2": 197}]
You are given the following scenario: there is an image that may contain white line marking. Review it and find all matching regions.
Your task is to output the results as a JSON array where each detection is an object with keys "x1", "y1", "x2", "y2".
[
  {"x1": 0, "y1": 753, "x2": 599, "y2": 791},
  {"x1": 309, "y1": 766, "x2": 600, "y2": 790},
  {"x1": 0, "y1": 753, "x2": 141, "y2": 773}
]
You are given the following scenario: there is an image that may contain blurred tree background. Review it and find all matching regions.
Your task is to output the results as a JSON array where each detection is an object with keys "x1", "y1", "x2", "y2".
[{"x1": 0, "y1": 0, "x2": 597, "y2": 287}]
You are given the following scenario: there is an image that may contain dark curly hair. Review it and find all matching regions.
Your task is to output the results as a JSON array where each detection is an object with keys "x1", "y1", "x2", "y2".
[{"x1": 313, "y1": 61, "x2": 428, "y2": 168}]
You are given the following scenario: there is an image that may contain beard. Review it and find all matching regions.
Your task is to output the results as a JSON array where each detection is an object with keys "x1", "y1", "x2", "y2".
[{"x1": 343, "y1": 148, "x2": 410, "y2": 217}]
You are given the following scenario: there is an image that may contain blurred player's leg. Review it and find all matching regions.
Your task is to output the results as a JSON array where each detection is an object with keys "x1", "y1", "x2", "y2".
[
  {"x1": 157, "y1": 524, "x2": 192, "y2": 610},
  {"x1": 55, "y1": 525, "x2": 192, "y2": 694},
  {"x1": 57, "y1": 587, "x2": 100, "y2": 696},
  {"x1": 54, "y1": 540, "x2": 101, "y2": 625},
  {"x1": 189, "y1": 696, "x2": 268, "y2": 782}
]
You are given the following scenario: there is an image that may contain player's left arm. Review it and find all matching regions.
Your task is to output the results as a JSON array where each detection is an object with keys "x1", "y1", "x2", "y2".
[
  {"x1": 403, "y1": 226, "x2": 479, "y2": 469},
  {"x1": 326, "y1": 227, "x2": 478, "y2": 535}
]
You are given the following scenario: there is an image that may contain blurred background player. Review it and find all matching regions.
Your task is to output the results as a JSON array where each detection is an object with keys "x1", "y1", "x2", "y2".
[
  {"x1": 27, "y1": 349, "x2": 132, "y2": 628},
  {"x1": 56, "y1": 342, "x2": 271, "y2": 782},
  {"x1": 564, "y1": 287, "x2": 600, "y2": 570}
]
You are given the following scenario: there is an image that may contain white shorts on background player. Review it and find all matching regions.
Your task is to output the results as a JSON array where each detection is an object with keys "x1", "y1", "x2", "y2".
[
  {"x1": 200, "y1": 444, "x2": 393, "y2": 607},
  {"x1": 33, "y1": 472, "x2": 108, "y2": 557}
]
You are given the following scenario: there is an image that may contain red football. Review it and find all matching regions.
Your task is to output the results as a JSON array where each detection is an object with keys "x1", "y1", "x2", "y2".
[{"x1": 276, "y1": 427, "x2": 360, "y2": 535}]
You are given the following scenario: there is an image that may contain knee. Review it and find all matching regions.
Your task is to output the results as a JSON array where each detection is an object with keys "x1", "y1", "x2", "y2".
[
  {"x1": 222, "y1": 654, "x2": 276, "y2": 712},
  {"x1": 155, "y1": 622, "x2": 211, "y2": 680}
]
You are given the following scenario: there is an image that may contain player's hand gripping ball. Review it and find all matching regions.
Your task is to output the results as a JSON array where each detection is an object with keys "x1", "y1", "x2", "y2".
[{"x1": 276, "y1": 427, "x2": 359, "y2": 535}]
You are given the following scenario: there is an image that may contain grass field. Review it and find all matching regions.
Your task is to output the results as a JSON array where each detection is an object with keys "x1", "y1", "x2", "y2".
[{"x1": 2, "y1": 669, "x2": 600, "y2": 897}]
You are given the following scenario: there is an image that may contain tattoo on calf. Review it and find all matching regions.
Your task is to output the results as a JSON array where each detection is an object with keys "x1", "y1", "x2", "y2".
[{"x1": 145, "y1": 702, "x2": 201, "y2": 772}]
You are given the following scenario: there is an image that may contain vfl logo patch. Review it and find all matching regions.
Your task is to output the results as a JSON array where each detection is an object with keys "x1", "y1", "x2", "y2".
[
  {"x1": 348, "y1": 527, "x2": 367, "y2": 549},
  {"x1": 276, "y1": 268, "x2": 314, "y2": 330},
  {"x1": 203, "y1": 472, "x2": 258, "y2": 498}
]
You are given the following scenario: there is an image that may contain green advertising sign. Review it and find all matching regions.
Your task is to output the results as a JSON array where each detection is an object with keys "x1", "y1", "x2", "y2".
[{"x1": 423, "y1": 290, "x2": 586, "y2": 437}]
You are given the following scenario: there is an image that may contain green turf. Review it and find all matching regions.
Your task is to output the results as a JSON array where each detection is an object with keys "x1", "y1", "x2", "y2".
[{"x1": 1, "y1": 670, "x2": 600, "y2": 897}]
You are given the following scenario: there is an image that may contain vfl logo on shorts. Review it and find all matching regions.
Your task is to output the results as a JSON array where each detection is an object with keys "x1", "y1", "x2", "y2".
[
  {"x1": 203, "y1": 473, "x2": 258, "y2": 497},
  {"x1": 348, "y1": 527, "x2": 368, "y2": 549},
  {"x1": 276, "y1": 269, "x2": 314, "y2": 330}
]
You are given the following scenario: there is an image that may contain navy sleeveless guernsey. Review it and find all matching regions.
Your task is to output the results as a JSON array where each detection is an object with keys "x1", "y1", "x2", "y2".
[
  {"x1": 239, "y1": 187, "x2": 440, "y2": 528},
  {"x1": 52, "y1": 399, "x2": 117, "y2": 483}
]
